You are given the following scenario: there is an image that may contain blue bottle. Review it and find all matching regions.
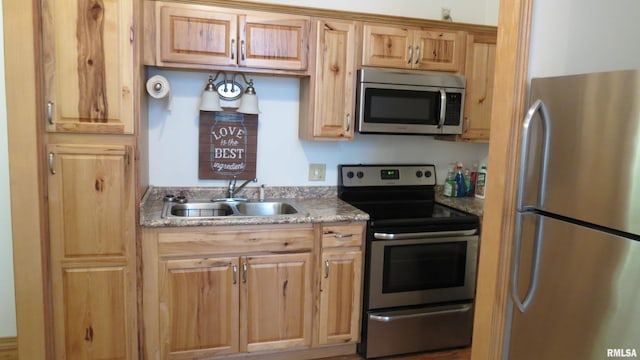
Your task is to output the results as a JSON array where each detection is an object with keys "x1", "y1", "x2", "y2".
[{"x1": 454, "y1": 162, "x2": 467, "y2": 197}]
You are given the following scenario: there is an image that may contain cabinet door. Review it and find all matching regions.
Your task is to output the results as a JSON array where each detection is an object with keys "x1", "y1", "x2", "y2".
[
  {"x1": 240, "y1": 13, "x2": 309, "y2": 70},
  {"x1": 47, "y1": 144, "x2": 136, "y2": 359},
  {"x1": 412, "y1": 29, "x2": 465, "y2": 72},
  {"x1": 311, "y1": 19, "x2": 357, "y2": 139},
  {"x1": 319, "y1": 250, "x2": 363, "y2": 345},
  {"x1": 160, "y1": 257, "x2": 240, "y2": 358},
  {"x1": 42, "y1": 0, "x2": 134, "y2": 134},
  {"x1": 241, "y1": 253, "x2": 312, "y2": 352},
  {"x1": 158, "y1": 4, "x2": 238, "y2": 66},
  {"x1": 461, "y1": 32, "x2": 496, "y2": 141},
  {"x1": 47, "y1": 144, "x2": 132, "y2": 258},
  {"x1": 61, "y1": 266, "x2": 131, "y2": 360},
  {"x1": 362, "y1": 24, "x2": 412, "y2": 68}
]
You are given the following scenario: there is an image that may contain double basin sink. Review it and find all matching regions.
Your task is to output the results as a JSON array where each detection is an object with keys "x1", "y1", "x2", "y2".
[{"x1": 162, "y1": 198, "x2": 307, "y2": 219}]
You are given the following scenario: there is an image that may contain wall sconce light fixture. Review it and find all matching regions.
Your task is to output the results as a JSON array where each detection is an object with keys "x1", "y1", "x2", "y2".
[{"x1": 199, "y1": 71, "x2": 260, "y2": 114}]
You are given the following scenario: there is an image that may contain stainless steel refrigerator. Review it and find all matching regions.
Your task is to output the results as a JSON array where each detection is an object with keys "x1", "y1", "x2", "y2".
[{"x1": 506, "y1": 69, "x2": 640, "y2": 359}]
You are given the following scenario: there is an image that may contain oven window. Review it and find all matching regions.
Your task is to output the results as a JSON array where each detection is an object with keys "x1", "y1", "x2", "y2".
[
  {"x1": 382, "y1": 242, "x2": 467, "y2": 293},
  {"x1": 364, "y1": 88, "x2": 440, "y2": 125}
]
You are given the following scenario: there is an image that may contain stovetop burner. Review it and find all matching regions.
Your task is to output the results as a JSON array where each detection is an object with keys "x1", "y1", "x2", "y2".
[{"x1": 338, "y1": 164, "x2": 479, "y2": 231}]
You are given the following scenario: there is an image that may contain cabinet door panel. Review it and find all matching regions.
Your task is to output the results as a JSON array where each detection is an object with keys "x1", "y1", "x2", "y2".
[
  {"x1": 161, "y1": 257, "x2": 240, "y2": 358},
  {"x1": 242, "y1": 253, "x2": 312, "y2": 352},
  {"x1": 319, "y1": 250, "x2": 363, "y2": 345},
  {"x1": 159, "y1": 4, "x2": 237, "y2": 66},
  {"x1": 42, "y1": 0, "x2": 133, "y2": 133},
  {"x1": 312, "y1": 19, "x2": 357, "y2": 139},
  {"x1": 462, "y1": 33, "x2": 496, "y2": 141},
  {"x1": 362, "y1": 25, "x2": 411, "y2": 68},
  {"x1": 48, "y1": 144, "x2": 131, "y2": 258},
  {"x1": 62, "y1": 266, "x2": 129, "y2": 360},
  {"x1": 240, "y1": 14, "x2": 309, "y2": 70},
  {"x1": 413, "y1": 30, "x2": 464, "y2": 72}
]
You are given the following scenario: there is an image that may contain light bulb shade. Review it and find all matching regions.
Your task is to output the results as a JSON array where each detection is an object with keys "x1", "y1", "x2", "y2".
[
  {"x1": 200, "y1": 89, "x2": 223, "y2": 111},
  {"x1": 236, "y1": 93, "x2": 259, "y2": 114}
]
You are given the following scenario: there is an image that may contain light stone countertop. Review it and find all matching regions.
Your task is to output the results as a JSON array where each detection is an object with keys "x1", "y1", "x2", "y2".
[
  {"x1": 434, "y1": 185, "x2": 485, "y2": 217},
  {"x1": 140, "y1": 186, "x2": 369, "y2": 227}
]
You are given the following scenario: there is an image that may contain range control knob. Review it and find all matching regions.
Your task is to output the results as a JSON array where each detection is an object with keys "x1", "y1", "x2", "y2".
[
  {"x1": 425, "y1": 170, "x2": 433, "y2": 178},
  {"x1": 416, "y1": 171, "x2": 423, "y2": 178},
  {"x1": 346, "y1": 171, "x2": 354, "y2": 179},
  {"x1": 356, "y1": 171, "x2": 364, "y2": 179}
]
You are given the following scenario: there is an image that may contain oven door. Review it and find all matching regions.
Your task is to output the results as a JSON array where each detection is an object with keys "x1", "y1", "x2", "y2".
[
  {"x1": 356, "y1": 82, "x2": 464, "y2": 135},
  {"x1": 368, "y1": 231, "x2": 479, "y2": 309}
]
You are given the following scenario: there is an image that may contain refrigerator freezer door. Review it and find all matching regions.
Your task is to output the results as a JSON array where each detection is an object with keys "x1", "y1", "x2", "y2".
[
  {"x1": 522, "y1": 69, "x2": 640, "y2": 236},
  {"x1": 508, "y1": 213, "x2": 640, "y2": 360}
]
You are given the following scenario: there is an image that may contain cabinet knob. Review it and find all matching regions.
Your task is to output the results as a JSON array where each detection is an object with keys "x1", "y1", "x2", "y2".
[{"x1": 407, "y1": 46, "x2": 414, "y2": 64}]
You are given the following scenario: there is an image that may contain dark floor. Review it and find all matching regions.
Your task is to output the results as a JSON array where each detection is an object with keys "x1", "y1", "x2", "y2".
[{"x1": 322, "y1": 347, "x2": 471, "y2": 360}]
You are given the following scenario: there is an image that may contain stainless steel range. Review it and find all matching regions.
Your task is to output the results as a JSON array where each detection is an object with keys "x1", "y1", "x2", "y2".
[{"x1": 337, "y1": 164, "x2": 480, "y2": 359}]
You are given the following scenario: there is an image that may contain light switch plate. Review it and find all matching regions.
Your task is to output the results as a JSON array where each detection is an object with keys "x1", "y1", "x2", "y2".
[{"x1": 308, "y1": 163, "x2": 326, "y2": 181}]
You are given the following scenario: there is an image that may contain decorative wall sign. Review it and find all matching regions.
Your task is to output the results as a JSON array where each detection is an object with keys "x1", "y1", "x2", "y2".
[{"x1": 199, "y1": 110, "x2": 257, "y2": 180}]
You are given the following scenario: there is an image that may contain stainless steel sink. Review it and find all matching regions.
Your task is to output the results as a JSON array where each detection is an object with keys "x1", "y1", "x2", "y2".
[
  {"x1": 235, "y1": 202, "x2": 299, "y2": 216},
  {"x1": 161, "y1": 199, "x2": 307, "y2": 218},
  {"x1": 168, "y1": 202, "x2": 234, "y2": 217}
]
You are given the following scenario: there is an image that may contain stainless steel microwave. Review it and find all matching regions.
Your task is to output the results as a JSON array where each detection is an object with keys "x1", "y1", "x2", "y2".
[{"x1": 356, "y1": 68, "x2": 466, "y2": 135}]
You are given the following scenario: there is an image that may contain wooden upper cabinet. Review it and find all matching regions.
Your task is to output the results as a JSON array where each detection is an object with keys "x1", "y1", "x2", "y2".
[
  {"x1": 155, "y1": 2, "x2": 309, "y2": 71},
  {"x1": 41, "y1": 0, "x2": 134, "y2": 134},
  {"x1": 461, "y1": 32, "x2": 497, "y2": 142},
  {"x1": 300, "y1": 18, "x2": 358, "y2": 140},
  {"x1": 362, "y1": 24, "x2": 464, "y2": 72},
  {"x1": 240, "y1": 14, "x2": 309, "y2": 70},
  {"x1": 159, "y1": 5, "x2": 238, "y2": 66}
]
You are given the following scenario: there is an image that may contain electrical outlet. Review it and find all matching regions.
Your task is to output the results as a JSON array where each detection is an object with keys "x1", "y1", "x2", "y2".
[
  {"x1": 308, "y1": 163, "x2": 326, "y2": 181},
  {"x1": 441, "y1": 8, "x2": 453, "y2": 21}
]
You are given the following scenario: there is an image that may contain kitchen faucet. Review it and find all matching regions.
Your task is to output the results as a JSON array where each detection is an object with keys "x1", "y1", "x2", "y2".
[{"x1": 227, "y1": 176, "x2": 257, "y2": 199}]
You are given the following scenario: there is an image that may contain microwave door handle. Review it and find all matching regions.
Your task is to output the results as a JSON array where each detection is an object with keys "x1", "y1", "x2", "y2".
[{"x1": 437, "y1": 89, "x2": 446, "y2": 128}]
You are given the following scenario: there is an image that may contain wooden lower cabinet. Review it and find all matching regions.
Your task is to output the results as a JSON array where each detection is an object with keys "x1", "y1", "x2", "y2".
[
  {"x1": 318, "y1": 250, "x2": 363, "y2": 345},
  {"x1": 318, "y1": 223, "x2": 365, "y2": 346},
  {"x1": 144, "y1": 222, "x2": 365, "y2": 359},
  {"x1": 242, "y1": 253, "x2": 312, "y2": 352},
  {"x1": 144, "y1": 225, "x2": 319, "y2": 359},
  {"x1": 160, "y1": 257, "x2": 240, "y2": 358},
  {"x1": 47, "y1": 143, "x2": 137, "y2": 359}
]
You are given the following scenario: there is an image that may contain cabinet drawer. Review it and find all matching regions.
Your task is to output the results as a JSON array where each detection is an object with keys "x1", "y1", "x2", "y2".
[
  {"x1": 322, "y1": 223, "x2": 364, "y2": 248},
  {"x1": 158, "y1": 226, "x2": 314, "y2": 257}
]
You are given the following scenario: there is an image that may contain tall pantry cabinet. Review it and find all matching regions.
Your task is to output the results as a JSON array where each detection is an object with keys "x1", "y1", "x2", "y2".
[{"x1": 40, "y1": 0, "x2": 141, "y2": 358}]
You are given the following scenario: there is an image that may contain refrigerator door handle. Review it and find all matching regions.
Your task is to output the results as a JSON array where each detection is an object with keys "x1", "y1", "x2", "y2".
[
  {"x1": 516, "y1": 99, "x2": 551, "y2": 211},
  {"x1": 511, "y1": 214, "x2": 544, "y2": 313}
]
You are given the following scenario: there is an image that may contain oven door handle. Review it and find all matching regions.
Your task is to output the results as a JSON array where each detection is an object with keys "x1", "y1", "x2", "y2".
[
  {"x1": 369, "y1": 303, "x2": 473, "y2": 322},
  {"x1": 374, "y1": 229, "x2": 477, "y2": 240}
]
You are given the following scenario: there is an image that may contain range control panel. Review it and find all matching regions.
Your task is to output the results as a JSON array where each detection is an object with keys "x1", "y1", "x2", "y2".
[{"x1": 339, "y1": 164, "x2": 436, "y2": 187}]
